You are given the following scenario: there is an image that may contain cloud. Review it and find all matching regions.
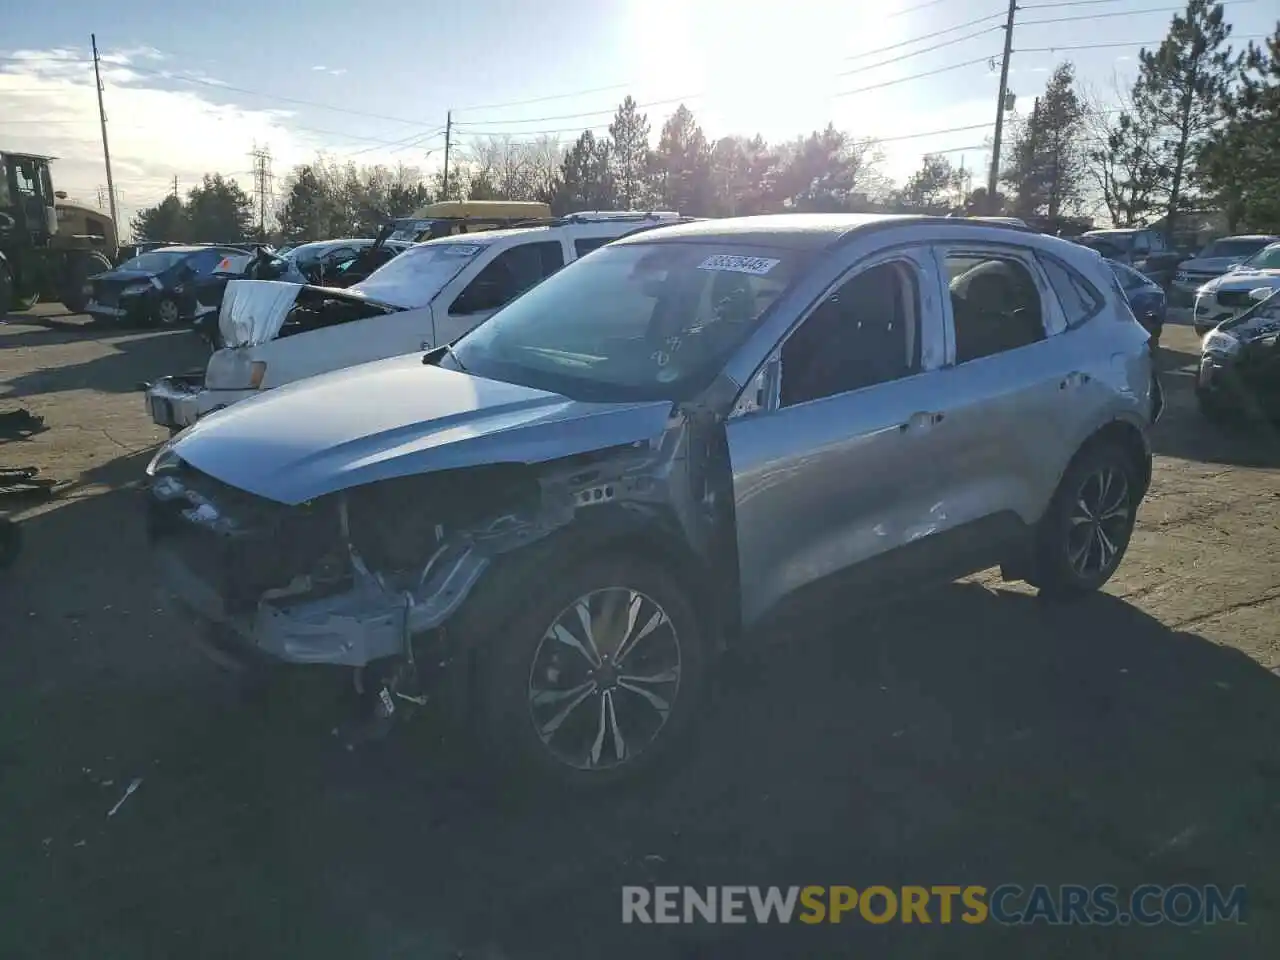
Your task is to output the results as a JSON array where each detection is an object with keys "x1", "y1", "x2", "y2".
[
  {"x1": 310, "y1": 65, "x2": 347, "y2": 76},
  {"x1": 311, "y1": 64, "x2": 327, "y2": 71},
  {"x1": 0, "y1": 46, "x2": 434, "y2": 237}
]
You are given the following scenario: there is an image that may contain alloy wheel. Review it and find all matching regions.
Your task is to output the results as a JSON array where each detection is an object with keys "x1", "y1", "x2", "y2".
[
  {"x1": 157, "y1": 299, "x2": 180, "y2": 325},
  {"x1": 527, "y1": 587, "x2": 682, "y2": 771},
  {"x1": 1066, "y1": 465, "x2": 1131, "y2": 579}
]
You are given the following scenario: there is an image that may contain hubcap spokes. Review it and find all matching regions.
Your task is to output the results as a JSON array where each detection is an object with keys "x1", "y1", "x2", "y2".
[
  {"x1": 528, "y1": 587, "x2": 681, "y2": 771},
  {"x1": 1067, "y1": 466, "x2": 1130, "y2": 577}
]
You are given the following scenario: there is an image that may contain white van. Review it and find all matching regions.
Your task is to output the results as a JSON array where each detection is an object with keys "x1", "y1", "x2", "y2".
[{"x1": 144, "y1": 212, "x2": 685, "y2": 433}]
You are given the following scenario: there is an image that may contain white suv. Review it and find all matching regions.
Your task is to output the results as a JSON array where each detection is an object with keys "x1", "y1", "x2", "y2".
[{"x1": 143, "y1": 212, "x2": 683, "y2": 434}]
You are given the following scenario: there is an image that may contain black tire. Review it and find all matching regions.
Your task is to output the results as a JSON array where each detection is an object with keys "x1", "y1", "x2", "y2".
[
  {"x1": 1032, "y1": 441, "x2": 1140, "y2": 600},
  {"x1": 154, "y1": 297, "x2": 181, "y2": 327},
  {"x1": 59, "y1": 251, "x2": 111, "y2": 314},
  {"x1": 477, "y1": 552, "x2": 708, "y2": 789}
]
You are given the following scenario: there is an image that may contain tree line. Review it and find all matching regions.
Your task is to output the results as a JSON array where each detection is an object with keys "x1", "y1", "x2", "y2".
[{"x1": 131, "y1": 1, "x2": 1277, "y2": 246}]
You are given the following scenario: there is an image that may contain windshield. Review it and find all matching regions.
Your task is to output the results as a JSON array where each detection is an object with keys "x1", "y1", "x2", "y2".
[
  {"x1": 1241, "y1": 244, "x2": 1280, "y2": 270},
  {"x1": 448, "y1": 242, "x2": 807, "y2": 402},
  {"x1": 1201, "y1": 238, "x2": 1273, "y2": 259},
  {"x1": 117, "y1": 250, "x2": 187, "y2": 273},
  {"x1": 1078, "y1": 236, "x2": 1127, "y2": 257},
  {"x1": 1108, "y1": 261, "x2": 1150, "y2": 291},
  {"x1": 349, "y1": 241, "x2": 485, "y2": 308}
]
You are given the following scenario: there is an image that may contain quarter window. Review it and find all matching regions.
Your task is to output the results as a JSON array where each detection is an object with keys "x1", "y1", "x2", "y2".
[
  {"x1": 946, "y1": 253, "x2": 1045, "y2": 363},
  {"x1": 1041, "y1": 256, "x2": 1104, "y2": 327},
  {"x1": 780, "y1": 261, "x2": 921, "y2": 407}
]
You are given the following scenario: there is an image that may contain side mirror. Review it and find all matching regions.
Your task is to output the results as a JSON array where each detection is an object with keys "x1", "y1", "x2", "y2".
[{"x1": 1248, "y1": 287, "x2": 1274, "y2": 303}]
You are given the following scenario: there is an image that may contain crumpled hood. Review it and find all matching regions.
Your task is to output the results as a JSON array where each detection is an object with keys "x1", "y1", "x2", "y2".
[
  {"x1": 217, "y1": 279, "x2": 404, "y2": 347},
  {"x1": 170, "y1": 355, "x2": 676, "y2": 505}
]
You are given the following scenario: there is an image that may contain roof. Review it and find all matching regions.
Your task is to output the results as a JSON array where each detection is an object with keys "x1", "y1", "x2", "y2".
[
  {"x1": 1217, "y1": 234, "x2": 1280, "y2": 242},
  {"x1": 612, "y1": 212, "x2": 1033, "y2": 250},
  {"x1": 0, "y1": 151, "x2": 56, "y2": 161}
]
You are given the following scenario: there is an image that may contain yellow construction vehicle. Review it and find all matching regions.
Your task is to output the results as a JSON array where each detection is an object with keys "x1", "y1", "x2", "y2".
[{"x1": 1, "y1": 151, "x2": 116, "y2": 314}]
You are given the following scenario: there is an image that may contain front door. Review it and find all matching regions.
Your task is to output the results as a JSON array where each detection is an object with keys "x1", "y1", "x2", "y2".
[{"x1": 725, "y1": 248, "x2": 949, "y2": 628}]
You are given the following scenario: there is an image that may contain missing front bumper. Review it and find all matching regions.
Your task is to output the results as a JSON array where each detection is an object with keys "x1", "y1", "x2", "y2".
[{"x1": 156, "y1": 541, "x2": 489, "y2": 668}]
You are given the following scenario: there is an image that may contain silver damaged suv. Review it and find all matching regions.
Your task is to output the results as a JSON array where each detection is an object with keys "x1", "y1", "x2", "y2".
[{"x1": 146, "y1": 215, "x2": 1162, "y2": 786}]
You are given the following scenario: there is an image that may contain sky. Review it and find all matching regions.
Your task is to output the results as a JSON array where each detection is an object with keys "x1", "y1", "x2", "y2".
[{"x1": 1, "y1": 0, "x2": 1274, "y2": 232}]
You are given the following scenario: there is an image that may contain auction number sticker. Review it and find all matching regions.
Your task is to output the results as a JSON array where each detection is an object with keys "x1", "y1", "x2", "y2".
[{"x1": 697, "y1": 254, "x2": 780, "y2": 276}]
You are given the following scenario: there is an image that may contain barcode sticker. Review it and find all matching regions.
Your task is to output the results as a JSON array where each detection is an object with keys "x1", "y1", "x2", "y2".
[{"x1": 697, "y1": 255, "x2": 780, "y2": 276}]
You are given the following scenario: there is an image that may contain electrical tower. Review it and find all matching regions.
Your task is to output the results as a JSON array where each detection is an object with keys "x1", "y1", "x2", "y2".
[{"x1": 249, "y1": 144, "x2": 274, "y2": 239}]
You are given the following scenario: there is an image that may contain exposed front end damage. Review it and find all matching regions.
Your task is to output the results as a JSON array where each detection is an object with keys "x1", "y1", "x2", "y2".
[{"x1": 148, "y1": 410, "x2": 713, "y2": 683}]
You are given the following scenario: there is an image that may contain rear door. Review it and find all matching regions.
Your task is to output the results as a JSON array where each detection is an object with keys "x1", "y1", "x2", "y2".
[{"x1": 927, "y1": 241, "x2": 1081, "y2": 528}]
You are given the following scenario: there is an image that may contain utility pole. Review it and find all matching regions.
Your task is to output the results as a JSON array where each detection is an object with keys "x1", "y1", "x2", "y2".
[
  {"x1": 172, "y1": 175, "x2": 179, "y2": 199},
  {"x1": 986, "y1": 0, "x2": 1017, "y2": 213},
  {"x1": 91, "y1": 34, "x2": 119, "y2": 233},
  {"x1": 249, "y1": 144, "x2": 273, "y2": 239},
  {"x1": 441, "y1": 110, "x2": 452, "y2": 198}
]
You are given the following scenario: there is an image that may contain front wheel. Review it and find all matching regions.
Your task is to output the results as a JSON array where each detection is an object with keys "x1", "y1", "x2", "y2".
[
  {"x1": 479, "y1": 554, "x2": 707, "y2": 788},
  {"x1": 1032, "y1": 442, "x2": 1140, "y2": 600},
  {"x1": 155, "y1": 297, "x2": 181, "y2": 327}
]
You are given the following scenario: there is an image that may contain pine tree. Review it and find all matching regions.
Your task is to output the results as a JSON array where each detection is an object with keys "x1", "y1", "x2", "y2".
[
  {"x1": 609, "y1": 96, "x2": 652, "y2": 209},
  {"x1": 653, "y1": 104, "x2": 712, "y2": 214},
  {"x1": 1130, "y1": 0, "x2": 1240, "y2": 236},
  {"x1": 1002, "y1": 62, "x2": 1085, "y2": 219}
]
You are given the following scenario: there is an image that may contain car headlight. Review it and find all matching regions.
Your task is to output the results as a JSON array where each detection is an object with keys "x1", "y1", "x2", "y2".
[{"x1": 1202, "y1": 329, "x2": 1240, "y2": 357}]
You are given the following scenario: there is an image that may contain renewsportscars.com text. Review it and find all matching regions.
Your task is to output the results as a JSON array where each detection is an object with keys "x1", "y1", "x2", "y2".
[{"x1": 622, "y1": 884, "x2": 1247, "y2": 926}]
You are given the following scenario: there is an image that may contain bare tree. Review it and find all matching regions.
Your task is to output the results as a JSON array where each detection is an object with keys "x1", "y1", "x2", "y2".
[{"x1": 1080, "y1": 80, "x2": 1164, "y2": 226}]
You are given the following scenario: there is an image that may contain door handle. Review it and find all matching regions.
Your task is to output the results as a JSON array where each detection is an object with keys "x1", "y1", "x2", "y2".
[
  {"x1": 1060, "y1": 371, "x2": 1090, "y2": 390},
  {"x1": 899, "y1": 411, "x2": 945, "y2": 432}
]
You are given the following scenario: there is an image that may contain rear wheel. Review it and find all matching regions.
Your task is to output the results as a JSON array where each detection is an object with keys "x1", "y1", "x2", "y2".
[
  {"x1": 1032, "y1": 442, "x2": 1139, "y2": 599},
  {"x1": 478, "y1": 553, "x2": 707, "y2": 789}
]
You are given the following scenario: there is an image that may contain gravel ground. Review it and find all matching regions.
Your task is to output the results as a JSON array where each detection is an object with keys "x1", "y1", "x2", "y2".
[{"x1": 1, "y1": 304, "x2": 1279, "y2": 959}]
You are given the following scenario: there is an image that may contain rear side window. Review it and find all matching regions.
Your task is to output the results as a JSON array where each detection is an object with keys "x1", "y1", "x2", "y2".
[
  {"x1": 945, "y1": 253, "x2": 1046, "y2": 363},
  {"x1": 574, "y1": 237, "x2": 612, "y2": 257},
  {"x1": 1039, "y1": 256, "x2": 1104, "y2": 328}
]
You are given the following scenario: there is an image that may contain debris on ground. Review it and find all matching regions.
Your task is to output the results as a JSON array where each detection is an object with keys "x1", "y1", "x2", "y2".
[
  {"x1": 106, "y1": 778, "x2": 143, "y2": 818},
  {"x1": 0, "y1": 408, "x2": 47, "y2": 440}
]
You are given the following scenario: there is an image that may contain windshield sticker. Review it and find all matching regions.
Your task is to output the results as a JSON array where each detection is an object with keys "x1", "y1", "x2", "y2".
[{"x1": 697, "y1": 254, "x2": 780, "y2": 276}]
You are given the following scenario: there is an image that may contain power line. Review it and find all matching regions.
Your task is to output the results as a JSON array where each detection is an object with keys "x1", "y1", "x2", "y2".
[
  {"x1": 117, "y1": 62, "x2": 438, "y2": 126},
  {"x1": 889, "y1": 0, "x2": 951, "y2": 17},
  {"x1": 1021, "y1": 0, "x2": 1153, "y2": 8},
  {"x1": 1015, "y1": 32, "x2": 1267, "y2": 52},
  {"x1": 1021, "y1": 0, "x2": 1255, "y2": 27},
  {"x1": 454, "y1": 92, "x2": 702, "y2": 128},
  {"x1": 836, "y1": 25, "x2": 1002, "y2": 77},
  {"x1": 453, "y1": 82, "x2": 633, "y2": 114},
  {"x1": 844, "y1": 9, "x2": 1005, "y2": 61},
  {"x1": 835, "y1": 54, "x2": 1000, "y2": 98}
]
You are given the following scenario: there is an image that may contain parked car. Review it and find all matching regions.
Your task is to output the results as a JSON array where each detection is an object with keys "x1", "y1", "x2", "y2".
[
  {"x1": 1171, "y1": 234, "x2": 1280, "y2": 307},
  {"x1": 143, "y1": 212, "x2": 684, "y2": 434},
  {"x1": 1108, "y1": 259, "x2": 1166, "y2": 344},
  {"x1": 145, "y1": 213, "x2": 1161, "y2": 786},
  {"x1": 1192, "y1": 241, "x2": 1280, "y2": 335},
  {"x1": 188, "y1": 238, "x2": 415, "y2": 348},
  {"x1": 1196, "y1": 287, "x2": 1280, "y2": 421},
  {"x1": 86, "y1": 244, "x2": 253, "y2": 327},
  {"x1": 1074, "y1": 228, "x2": 1182, "y2": 288}
]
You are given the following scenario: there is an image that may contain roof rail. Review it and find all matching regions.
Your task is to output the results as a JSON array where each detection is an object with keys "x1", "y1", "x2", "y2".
[{"x1": 505, "y1": 211, "x2": 687, "y2": 230}]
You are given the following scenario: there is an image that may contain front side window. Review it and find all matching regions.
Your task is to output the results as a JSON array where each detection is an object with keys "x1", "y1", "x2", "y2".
[
  {"x1": 450, "y1": 241, "x2": 565, "y2": 315},
  {"x1": 946, "y1": 253, "x2": 1046, "y2": 363},
  {"x1": 779, "y1": 261, "x2": 921, "y2": 407},
  {"x1": 448, "y1": 242, "x2": 807, "y2": 401},
  {"x1": 117, "y1": 251, "x2": 188, "y2": 273}
]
